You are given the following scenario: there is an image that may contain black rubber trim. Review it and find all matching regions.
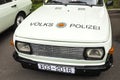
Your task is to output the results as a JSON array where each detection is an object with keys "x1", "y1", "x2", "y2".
[{"x1": 13, "y1": 51, "x2": 113, "y2": 72}]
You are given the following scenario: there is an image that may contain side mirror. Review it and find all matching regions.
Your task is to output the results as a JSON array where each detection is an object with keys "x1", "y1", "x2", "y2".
[{"x1": 106, "y1": 0, "x2": 113, "y2": 6}]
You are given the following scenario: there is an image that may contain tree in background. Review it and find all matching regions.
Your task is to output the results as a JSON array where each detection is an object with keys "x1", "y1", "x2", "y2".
[
  {"x1": 114, "y1": 0, "x2": 120, "y2": 8},
  {"x1": 31, "y1": 0, "x2": 43, "y2": 11},
  {"x1": 32, "y1": 0, "x2": 42, "y2": 4}
]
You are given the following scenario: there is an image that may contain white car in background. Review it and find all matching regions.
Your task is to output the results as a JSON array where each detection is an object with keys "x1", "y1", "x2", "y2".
[{"x1": 0, "y1": 0, "x2": 32, "y2": 33}]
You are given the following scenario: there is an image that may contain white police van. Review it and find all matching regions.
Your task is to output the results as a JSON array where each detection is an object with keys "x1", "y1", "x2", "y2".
[{"x1": 13, "y1": 0, "x2": 114, "y2": 75}]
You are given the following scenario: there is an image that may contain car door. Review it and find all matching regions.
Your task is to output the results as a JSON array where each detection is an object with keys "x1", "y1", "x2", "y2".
[{"x1": 0, "y1": 0, "x2": 18, "y2": 33}]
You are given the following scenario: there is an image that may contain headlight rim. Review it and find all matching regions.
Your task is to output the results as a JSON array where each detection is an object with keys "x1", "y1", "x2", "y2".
[
  {"x1": 83, "y1": 47, "x2": 105, "y2": 60},
  {"x1": 15, "y1": 41, "x2": 32, "y2": 54}
]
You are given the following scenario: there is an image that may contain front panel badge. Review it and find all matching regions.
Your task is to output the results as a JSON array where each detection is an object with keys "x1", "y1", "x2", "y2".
[{"x1": 56, "y1": 22, "x2": 67, "y2": 28}]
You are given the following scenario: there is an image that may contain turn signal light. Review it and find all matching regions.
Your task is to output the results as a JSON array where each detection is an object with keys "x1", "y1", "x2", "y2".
[
  {"x1": 109, "y1": 47, "x2": 114, "y2": 54},
  {"x1": 10, "y1": 40, "x2": 14, "y2": 46}
]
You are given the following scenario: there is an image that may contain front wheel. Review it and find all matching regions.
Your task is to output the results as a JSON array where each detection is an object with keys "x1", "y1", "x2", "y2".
[
  {"x1": 13, "y1": 13, "x2": 26, "y2": 29},
  {"x1": 105, "y1": 54, "x2": 113, "y2": 71}
]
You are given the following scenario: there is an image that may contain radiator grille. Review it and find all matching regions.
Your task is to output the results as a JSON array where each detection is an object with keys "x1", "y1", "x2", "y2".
[{"x1": 30, "y1": 44, "x2": 84, "y2": 60}]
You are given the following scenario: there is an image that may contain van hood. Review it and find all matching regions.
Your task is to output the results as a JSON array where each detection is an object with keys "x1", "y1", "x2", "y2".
[{"x1": 15, "y1": 5, "x2": 110, "y2": 43}]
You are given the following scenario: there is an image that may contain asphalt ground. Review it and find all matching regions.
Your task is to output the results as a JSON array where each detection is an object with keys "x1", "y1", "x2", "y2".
[{"x1": 0, "y1": 11, "x2": 120, "y2": 80}]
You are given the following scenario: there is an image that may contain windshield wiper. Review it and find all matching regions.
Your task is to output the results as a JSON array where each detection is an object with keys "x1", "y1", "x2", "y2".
[
  {"x1": 69, "y1": 1, "x2": 86, "y2": 4},
  {"x1": 69, "y1": 1, "x2": 93, "y2": 7},
  {"x1": 50, "y1": 0, "x2": 63, "y2": 4}
]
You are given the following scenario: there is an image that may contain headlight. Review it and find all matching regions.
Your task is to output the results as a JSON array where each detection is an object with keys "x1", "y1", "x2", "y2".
[
  {"x1": 84, "y1": 48, "x2": 105, "y2": 60},
  {"x1": 15, "y1": 41, "x2": 31, "y2": 54}
]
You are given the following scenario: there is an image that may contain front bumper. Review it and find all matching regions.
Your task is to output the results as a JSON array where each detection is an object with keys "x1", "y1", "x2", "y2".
[{"x1": 13, "y1": 52, "x2": 113, "y2": 74}]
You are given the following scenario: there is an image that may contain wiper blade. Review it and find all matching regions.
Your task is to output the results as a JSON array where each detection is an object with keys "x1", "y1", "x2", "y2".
[
  {"x1": 50, "y1": 0, "x2": 63, "y2": 4},
  {"x1": 69, "y1": 1, "x2": 93, "y2": 7},
  {"x1": 69, "y1": 1, "x2": 87, "y2": 4}
]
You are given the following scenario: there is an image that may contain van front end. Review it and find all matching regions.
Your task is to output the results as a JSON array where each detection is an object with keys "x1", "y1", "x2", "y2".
[
  {"x1": 13, "y1": 34, "x2": 113, "y2": 74},
  {"x1": 13, "y1": 0, "x2": 114, "y2": 75}
]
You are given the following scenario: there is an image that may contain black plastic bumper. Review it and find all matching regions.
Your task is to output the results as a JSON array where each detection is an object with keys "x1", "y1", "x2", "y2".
[{"x1": 13, "y1": 52, "x2": 113, "y2": 73}]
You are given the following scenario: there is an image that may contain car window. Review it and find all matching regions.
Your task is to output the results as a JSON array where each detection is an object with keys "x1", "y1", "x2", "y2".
[
  {"x1": 0, "y1": 0, "x2": 12, "y2": 5},
  {"x1": 0, "y1": 0, "x2": 5, "y2": 5},
  {"x1": 5, "y1": 0, "x2": 12, "y2": 3}
]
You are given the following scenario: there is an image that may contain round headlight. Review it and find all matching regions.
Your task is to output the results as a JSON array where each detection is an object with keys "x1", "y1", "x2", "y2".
[
  {"x1": 84, "y1": 48, "x2": 105, "y2": 60},
  {"x1": 16, "y1": 41, "x2": 31, "y2": 54}
]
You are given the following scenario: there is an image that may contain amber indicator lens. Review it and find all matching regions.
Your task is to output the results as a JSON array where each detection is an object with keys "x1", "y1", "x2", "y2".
[{"x1": 57, "y1": 22, "x2": 66, "y2": 28}]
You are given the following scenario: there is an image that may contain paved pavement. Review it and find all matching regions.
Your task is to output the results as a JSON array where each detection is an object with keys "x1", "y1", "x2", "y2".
[
  {"x1": 0, "y1": 11, "x2": 120, "y2": 80},
  {"x1": 109, "y1": 11, "x2": 120, "y2": 41}
]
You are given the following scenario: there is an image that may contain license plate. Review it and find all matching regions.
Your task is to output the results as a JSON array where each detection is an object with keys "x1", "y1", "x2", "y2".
[{"x1": 38, "y1": 63, "x2": 75, "y2": 74}]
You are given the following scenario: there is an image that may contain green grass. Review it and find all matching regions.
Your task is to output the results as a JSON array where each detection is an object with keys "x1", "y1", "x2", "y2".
[
  {"x1": 112, "y1": 0, "x2": 120, "y2": 8},
  {"x1": 31, "y1": 2, "x2": 43, "y2": 11},
  {"x1": 32, "y1": 0, "x2": 120, "y2": 11},
  {"x1": 105, "y1": 0, "x2": 120, "y2": 9}
]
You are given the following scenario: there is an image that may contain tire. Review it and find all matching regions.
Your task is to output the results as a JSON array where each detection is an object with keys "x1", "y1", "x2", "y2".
[
  {"x1": 88, "y1": 71, "x2": 101, "y2": 76},
  {"x1": 21, "y1": 63, "x2": 29, "y2": 69},
  {"x1": 105, "y1": 55, "x2": 113, "y2": 70},
  {"x1": 21, "y1": 63, "x2": 38, "y2": 70},
  {"x1": 13, "y1": 13, "x2": 26, "y2": 30},
  {"x1": 80, "y1": 70, "x2": 101, "y2": 76}
]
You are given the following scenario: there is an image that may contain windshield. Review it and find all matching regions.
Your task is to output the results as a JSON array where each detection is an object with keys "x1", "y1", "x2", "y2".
[{"x1": 44, "y1": 0, "x2": 103, "y2": 6}]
